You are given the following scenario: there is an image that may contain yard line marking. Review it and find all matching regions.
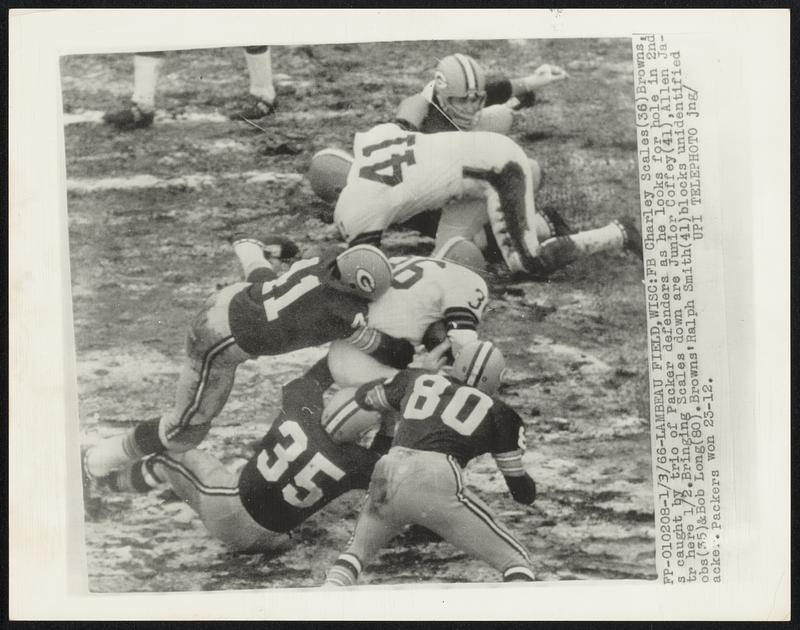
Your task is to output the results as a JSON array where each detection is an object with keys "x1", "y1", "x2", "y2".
[
  {"x1": 63, "y1": 108, "x2": 358, "y2": 126},
  {"x1": 67, "y1": 170, "x2": 304, "y2": 193}
]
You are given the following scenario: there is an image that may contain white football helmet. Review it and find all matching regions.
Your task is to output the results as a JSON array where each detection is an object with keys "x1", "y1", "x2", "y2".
[
  {"x1": 335, "y1": 245, "x2": 393, "y2": 301},
  {"x1": 451, "y1": 340, "x2": 506, "y2": 395},
  {"x1": 308, "y1": 148, "x2": 353, "y2": 204},
  {"x1": 433, "y1": 236, "x2": 487, "y2": 274},
  {"x1": 432, "y1": 54, "x2": 487, "y2": 130}
]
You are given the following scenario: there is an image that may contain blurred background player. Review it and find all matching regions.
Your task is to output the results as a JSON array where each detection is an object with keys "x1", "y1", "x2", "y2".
[
  {"x1": 82, "y1": 240, "x2": 411, "y2": 482},
  {"x1": 94, "y1": 378, "x2": 382, "y2": 553},
  {"x1": 324, "y1": 341, "x2": 539, "y2": 586},
  {"x1": 103, "y1": 46, "x2": 278, "y2": 130}
]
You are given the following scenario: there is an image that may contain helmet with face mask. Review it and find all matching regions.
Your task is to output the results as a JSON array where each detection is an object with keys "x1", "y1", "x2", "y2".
[{"x1": 431, "y1": 54, "x2": 487, "y2": 130}]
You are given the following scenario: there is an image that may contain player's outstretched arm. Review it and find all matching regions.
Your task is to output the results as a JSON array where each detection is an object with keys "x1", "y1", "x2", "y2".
[{"x1": 510, "y1": 64, "x2": 569, "y2": 95}]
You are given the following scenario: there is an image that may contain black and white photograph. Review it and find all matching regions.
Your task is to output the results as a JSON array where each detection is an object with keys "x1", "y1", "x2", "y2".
[
  {"x1": 9, "y1": 8, "x2": 790, "y2": 621},
  {"x1": 65, "y1": 37, "x2": 654, "y2": 592}
]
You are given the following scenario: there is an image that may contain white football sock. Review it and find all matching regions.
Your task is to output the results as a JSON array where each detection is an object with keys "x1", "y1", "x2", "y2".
[
  {"x1": 533, "y1": 213, "x2": 554, "y2": 241},
  {"x1": 86, "y1": 434, "x2": 135, "y2": 478},
  {"x1": 244, "y1": 47, "x2": 276, "y2": 102},
  {"x1": 233, "y1": 240, "x2": 273, "y2": 280},
  {"x1": 569, "y1": 222, "x2": 625, "y2": 255},
  {"x1": 131, "y1": 54, "x2": 163, "y2": 112}
]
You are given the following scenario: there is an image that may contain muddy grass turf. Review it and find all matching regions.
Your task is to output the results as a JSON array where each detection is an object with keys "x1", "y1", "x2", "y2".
[{"x1": 62, "y1": 38, "x2": 656, "y2": 591}]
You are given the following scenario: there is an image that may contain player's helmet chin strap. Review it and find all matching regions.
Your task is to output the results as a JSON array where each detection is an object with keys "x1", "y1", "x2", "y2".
[{"x1": 423, "y1": 81, "x2": 467, "y2": 132}]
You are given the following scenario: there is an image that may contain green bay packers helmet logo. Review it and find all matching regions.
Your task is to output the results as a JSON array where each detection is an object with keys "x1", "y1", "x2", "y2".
[
  {"x1": 355, "y1": 268, "x2": 376, "y2": 294},
  {"x1": 335, "y1": 244, "x2": 393, "y2": 301}
]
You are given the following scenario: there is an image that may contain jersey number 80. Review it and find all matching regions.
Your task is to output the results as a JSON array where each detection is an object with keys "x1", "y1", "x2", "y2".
[{"x1": 404, "y1": 374, "x2": 493, "y2": 437}]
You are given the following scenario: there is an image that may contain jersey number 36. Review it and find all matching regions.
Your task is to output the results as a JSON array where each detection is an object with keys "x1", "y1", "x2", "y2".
[{"x1": 256, "y1": 421, "x2": 345, "y2": 509}]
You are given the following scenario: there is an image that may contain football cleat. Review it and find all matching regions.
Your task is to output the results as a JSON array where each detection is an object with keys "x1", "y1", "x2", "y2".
[
  {"x1": 335, "y1": 244, "x2": 393, "y2": 301},
  {"x1": 102, "y1": 102, "x2": 155, "y2": 130},
  {"x1": 231, "y1": 233, "x2": 300, "y2": 260},
  {"x1": 231, "y1": 96, "x2": 277, "y2": 121},
  {"x1": 451, "y1": 340, "x2": 506, "y2": 395},
  {"x1": 615, "y1": 216, "x2": 643, "y2": 260},
  {"x1": 431, "y1": 54, "x2": 487, "y2": 130},
  {"x1": 433, "y1": 236, "x2": 487, "y2": 274},
  {"x1": 308, "y1": 148, "x2": 354, "y2": 204}
]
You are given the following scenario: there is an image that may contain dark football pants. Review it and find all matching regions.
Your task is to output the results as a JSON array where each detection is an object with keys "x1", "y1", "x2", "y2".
[
  {"x1": 158, "y1": 282, "x2": 256, "y2": 452},
  {"x1": 151, "y1": 449, "x2": 290, "y2": 553},
  {"x1": 344, "y1": 446, "x2": 533, "y2": 576}
]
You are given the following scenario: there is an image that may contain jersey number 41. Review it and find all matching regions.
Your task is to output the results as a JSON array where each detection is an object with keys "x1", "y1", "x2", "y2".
[{"x1": 358, "y1": 135, "x2": 417, "y2": 187}]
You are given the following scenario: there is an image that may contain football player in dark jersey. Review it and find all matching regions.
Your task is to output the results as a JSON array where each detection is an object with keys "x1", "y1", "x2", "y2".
[
  {"x1": 83, "y1": 239, "x2": 413, "y2": 482},
  {"x1": 325, "y1": 340, "x2": 539, "y2": 586},
  {"x1": 101, "y1": 377, "x2": 382, "y2": 553}
]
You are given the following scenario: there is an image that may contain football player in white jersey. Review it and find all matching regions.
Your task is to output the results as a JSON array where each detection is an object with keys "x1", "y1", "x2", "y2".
[{"x1": 332, "y1": 122, "x2": 642, "y2": 278}]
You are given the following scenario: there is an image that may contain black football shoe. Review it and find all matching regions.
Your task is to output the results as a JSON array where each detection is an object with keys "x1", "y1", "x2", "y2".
[
  {"x1": 102, "y1": 102, "x2": 155, "y2": 130},
  {"x1": 231, "y1": 233, "x2": 299, "y2": 261},
  {"x1": 231, "y1": 96, "x2": 277, "y2": 121}
]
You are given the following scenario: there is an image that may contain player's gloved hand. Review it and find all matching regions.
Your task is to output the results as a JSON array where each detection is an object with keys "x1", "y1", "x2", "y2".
[
  {"x1": 523, "y1": 64, "x2": 569, "y2": 91},
  {"x1": 409, "y1": 339, "x2": 452, "y2": 371}
]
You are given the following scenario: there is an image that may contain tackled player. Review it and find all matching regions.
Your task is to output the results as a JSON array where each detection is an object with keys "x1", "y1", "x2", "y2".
[{"x1": 83, "y1": 239, "x2": 414, "y2": 483}]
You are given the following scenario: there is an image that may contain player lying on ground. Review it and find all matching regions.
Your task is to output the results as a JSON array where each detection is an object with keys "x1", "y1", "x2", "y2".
[
  {"x1": 95, "y1": 377, "x2": 381, "y2": 553},
  {"x1": 83, "y1": 239, "x2": 414, "y2": 482},
  {"x1": 394, "y1": 52, "x2": 568, "y2": 134},
  {"x1": 324, "y1": 340, "x2": 539, "y2": 585},
  {"x1": 328, "y1": 122, "x2": 641, "y2": 278},
  {"x1": 308, "y1": 53, "x2": 565, "y2": 203},
  {"x1": 103, "y1": 46, "x2": 278, "y2": 129}
]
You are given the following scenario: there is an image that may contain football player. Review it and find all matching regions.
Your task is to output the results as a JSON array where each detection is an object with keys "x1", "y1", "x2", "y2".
[
  {"x1": 307, "y1": 53, "x2": 563, "y2": 203},
  {"x1": 103, "y1": 46, "x2": 277, "y2": 130},
  {"x1": 332, "y1": 122, "x2": 642, "y2": 277},
  {"x1": 324, "y1": 340, "x2": 539, "y2": 586},
  {"x1": 97, "y1": 377, "x2": 382, "y2": 553},
  {"x1": 83, "y1": 239, "x2": 413, "y2": 481},
  {"x1": 395, "y1": 53, "x2": 568, "y2": 135}
]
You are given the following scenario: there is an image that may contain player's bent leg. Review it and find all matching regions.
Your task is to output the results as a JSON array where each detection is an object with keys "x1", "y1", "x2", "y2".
[
  {"x1": 158, "y1": 283, "x2": 255, "y2": 452},
  {"x1": 325, "y1": 458, "x2": 403, "y2": 586},
  {"x1": 464, "y1": 158, "x2": 541, "y2": 275},
  {"x1": 534, "y1": 217, "x2": 641, "y2": 274},
  {"x1": 86, "y1": 283, "x2": 256, "y2": 479},
  {"x1": 152, "y1": 450, "x2": 290, "y2": 554},
  {"x1": 401, "y1": 452, "x2": 534, "y2": 580},
  {"x1": 475, "y1": 104, "x2": 514, "y2": 135}
]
